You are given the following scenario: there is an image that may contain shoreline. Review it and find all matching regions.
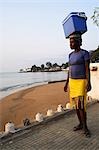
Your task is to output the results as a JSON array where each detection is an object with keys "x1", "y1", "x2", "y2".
[
  {"x1": 0, "y1": 79, "x2": 66, "y2": 100},
  {"x1": 0, "y1": 81, "x2": 48, "y2": 100},
  {"x1": 0, "y1": 71, "x2": 67, "y2": 100},
  {"x1": 0, "y1": 80, "x2": 69, "y2": 132}
]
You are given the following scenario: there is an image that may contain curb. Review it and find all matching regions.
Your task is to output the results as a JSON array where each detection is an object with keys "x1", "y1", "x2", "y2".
[{"x1": 0, "y1": 100, "x2": 98, "y2": 144}]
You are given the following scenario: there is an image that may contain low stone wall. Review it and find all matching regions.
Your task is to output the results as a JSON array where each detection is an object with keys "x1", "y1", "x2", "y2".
[{"x1": 87, "y1": 63, "x2": 99, "y2": 100}]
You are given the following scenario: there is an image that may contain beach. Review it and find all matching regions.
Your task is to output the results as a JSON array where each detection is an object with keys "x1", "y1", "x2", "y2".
[
  {"x1": 0, "y1": 81, "x2": 69, "y2": 131},
  {"x1": 1, "y1": 63, "x2": 98, "y2": 132}
]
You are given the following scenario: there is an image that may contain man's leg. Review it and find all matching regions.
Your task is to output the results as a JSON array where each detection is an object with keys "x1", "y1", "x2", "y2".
[
  {"x1": 78, "y1": 99, "x2": 91, "y2": 137},
  {"x1": 76, "y1": 109, "x2": 82, "y2": 125},
  {"x1": 79, "y1": 109, "x2": 87, "y2": 129},
  {"x1": 73, "y1": 109, "x2": 83, "y2": 131}
]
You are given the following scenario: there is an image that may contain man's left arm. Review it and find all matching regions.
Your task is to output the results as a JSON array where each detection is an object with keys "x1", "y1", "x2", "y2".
[{"x1": 85, "y1": 60, "x2": 92, "y2": 92}]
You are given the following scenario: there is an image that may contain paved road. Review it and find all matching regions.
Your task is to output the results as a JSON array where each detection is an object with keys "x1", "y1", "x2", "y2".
[{"x1": 0, "y1": 102, "x2": 99, "y2": 150}]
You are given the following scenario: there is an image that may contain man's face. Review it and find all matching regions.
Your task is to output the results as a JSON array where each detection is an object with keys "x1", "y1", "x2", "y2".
[{"x1": 69, "y1": 38, "x2": 80, "y2": 49}]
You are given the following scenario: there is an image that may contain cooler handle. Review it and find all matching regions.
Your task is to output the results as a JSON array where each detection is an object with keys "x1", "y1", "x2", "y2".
[{"x1": 77, "y1": 12, "x2": 87, "y2": 19}]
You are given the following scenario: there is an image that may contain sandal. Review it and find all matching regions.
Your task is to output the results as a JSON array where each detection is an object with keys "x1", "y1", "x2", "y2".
[
  {"x1": 73, "y1": 124, "x2": 83, "y2": 131},
  {"x1": 84, "y1": 129, "x2": 91, "y2": 138}
]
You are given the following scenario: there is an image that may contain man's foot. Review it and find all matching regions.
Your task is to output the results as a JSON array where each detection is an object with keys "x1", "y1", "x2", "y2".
[
  {"x1": 84, "y1": 129, "x2": 91, "y2": 138},
  {"x1": 73, "y1": 124, "x2": 83, "y2": 131}
]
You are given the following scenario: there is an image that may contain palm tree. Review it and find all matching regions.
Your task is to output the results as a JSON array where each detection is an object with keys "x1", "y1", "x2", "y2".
[
  {"x1": 41, "y1": 64, "x2": 45, "y2": 71},
  {"x1": 31, "y1": 65, "x2": 37, "y2": 72},
  {"x1": 53, "y1": 63, "x2": 59, "y2": 68},
  {"x1": 46, "y1": 62, "x2": 52, "y2": 69}
]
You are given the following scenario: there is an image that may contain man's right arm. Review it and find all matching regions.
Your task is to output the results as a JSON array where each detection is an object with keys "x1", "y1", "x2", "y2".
[{"x1": 64, "y1": 71, "x2": 69, "y2": 92}]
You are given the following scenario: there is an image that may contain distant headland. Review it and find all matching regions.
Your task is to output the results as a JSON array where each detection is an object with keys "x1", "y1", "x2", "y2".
[
  {"x1": 19, "y1": 47, "x2": 99, "y2": 73},
  {"x1": 19, "y1": 62, "x2": 69, "y2": 73}
]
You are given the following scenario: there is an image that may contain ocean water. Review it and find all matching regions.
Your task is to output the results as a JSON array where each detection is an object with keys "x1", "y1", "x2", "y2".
[{"x1": 0, "y1": 71, "x2": 67, "y2": 99}]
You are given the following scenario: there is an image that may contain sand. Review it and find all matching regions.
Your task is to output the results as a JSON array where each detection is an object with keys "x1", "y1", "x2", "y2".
[{"x1": 0, "y1": 81, "x2": 69, "y2": 131}]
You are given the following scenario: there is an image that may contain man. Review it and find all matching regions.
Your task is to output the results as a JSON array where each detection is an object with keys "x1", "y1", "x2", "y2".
[{"x1": 64, "y1": 33, "x2": 91, "y2": 138}]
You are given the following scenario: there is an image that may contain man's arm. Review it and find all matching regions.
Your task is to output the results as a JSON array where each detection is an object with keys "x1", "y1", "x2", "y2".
[
  {"x1": 85, "y1": 60, "x2": 91, "y2": 92},
  {"x1": 64, "y1": 71, "x2": 69, "y2": 92}
]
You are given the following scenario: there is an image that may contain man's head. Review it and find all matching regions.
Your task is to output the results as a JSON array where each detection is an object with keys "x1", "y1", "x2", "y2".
[{"x1": 69, "y1": 33, "x2": 82, "y2": 50}]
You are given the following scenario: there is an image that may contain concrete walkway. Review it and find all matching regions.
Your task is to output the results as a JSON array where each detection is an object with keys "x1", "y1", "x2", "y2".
[{"x1": 0, "y1": 102, "x2": 99, "y2": 150}]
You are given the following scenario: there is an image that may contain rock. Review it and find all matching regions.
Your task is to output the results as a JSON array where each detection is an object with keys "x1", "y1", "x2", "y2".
[
  {"x1": 23, "y1": 118, "x2": 31, "y2": 126},
  {"x1": 66, "y1": 103, "x2": 71, "y2": 109},
  {"x1": 35, "y1": 113, "x2": 44, "y2": 122},
  {"x1": 47, "y1": 109, "x2": 54, "y2": 116},
  {"x1": 5, "y1": 122, "x2": 15, "y2": 133},
  {"x1": 57, "y1": 104, "x2": 64, "y2": 112}
]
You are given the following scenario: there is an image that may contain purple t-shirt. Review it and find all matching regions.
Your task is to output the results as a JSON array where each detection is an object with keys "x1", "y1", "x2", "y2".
[{"x1": 69, "y1": 49, "x2": 90, "y2": 79}]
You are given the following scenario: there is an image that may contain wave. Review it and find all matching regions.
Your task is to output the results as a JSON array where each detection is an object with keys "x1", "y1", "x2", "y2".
[
  {"x1": 0, "y1": 71, "x2": 67, "y2": 99},
  {"x1": 0, "y1": 80, "x2": 48, "y2": 92}
]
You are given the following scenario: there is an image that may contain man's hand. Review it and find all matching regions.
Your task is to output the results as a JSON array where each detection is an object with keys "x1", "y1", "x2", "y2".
[
  {"x1": 64, "y1": 72, "x2": 69, "y2": 92},
  {"x1": 64, "y1": 84, "x2": 68, "y2": 92},
  {"x1": 86, "y1": 82, "x2": 92, "y2": 92}
]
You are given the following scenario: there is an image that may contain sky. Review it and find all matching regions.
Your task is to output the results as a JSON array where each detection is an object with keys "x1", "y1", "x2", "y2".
[{"x1": 0, "y1": 0, "x2": 99, "y2": 72}]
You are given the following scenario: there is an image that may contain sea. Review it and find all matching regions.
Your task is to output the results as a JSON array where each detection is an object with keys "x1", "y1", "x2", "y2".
[{"x1": 0, "y1": 71, "x2": 68, "y2": 100}]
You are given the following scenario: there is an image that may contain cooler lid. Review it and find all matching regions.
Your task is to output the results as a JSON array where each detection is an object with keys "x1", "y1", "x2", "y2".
[{"x1": 62, "y1": 12, "x2": 87, "y2": 25}]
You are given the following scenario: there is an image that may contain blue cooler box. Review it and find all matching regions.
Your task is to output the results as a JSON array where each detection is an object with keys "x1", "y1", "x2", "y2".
[{"x1": 62, "y1": 12, "x2": 87, "y2": 38}]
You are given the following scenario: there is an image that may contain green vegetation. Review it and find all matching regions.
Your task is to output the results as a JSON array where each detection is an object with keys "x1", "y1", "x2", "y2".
[
  {"x1": 91, "y1": 7, "x2": 99, "y2": 27},
  {"x1": 19, "y1": 62, "x2": 68, "y2": 73},
  {"x1": 90, "y1": 46, "x2": 99, "y2": 63}
]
